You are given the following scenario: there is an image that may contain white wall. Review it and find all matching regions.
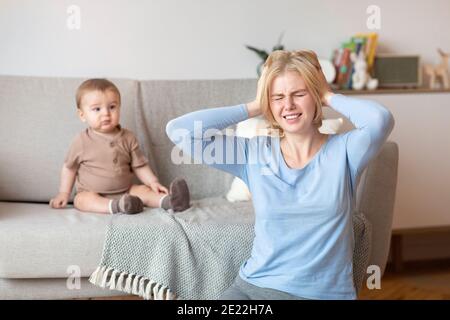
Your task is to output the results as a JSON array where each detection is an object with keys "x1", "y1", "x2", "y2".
[
  {"x1": 1, "y1": 0, "x2": 450, "y2": 79},
  {"x1": 356, "y1": 93, "x2": 450, "y2": 231},
  {"x1": 2, "y1": 1, "x2": 450, "y2": 238}
]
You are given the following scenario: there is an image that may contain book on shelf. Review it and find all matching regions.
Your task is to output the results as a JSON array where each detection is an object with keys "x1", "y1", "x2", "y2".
[
  {"x1": 353, "y1": 32, "x2": 378, "y2": 73},
  {"x1": 332, "y1": 32, "x2": 379, "y2": 90}
]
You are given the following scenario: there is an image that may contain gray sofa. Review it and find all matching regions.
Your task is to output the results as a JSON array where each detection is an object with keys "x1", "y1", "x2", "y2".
[{"x1": 0, "y1": 75, "x2": 398, "y2": 299}]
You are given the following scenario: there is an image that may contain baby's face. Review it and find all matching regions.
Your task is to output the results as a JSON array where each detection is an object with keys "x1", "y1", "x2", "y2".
[{"x1": 78, "y1": 89, "x2": 121, "y2": 134}]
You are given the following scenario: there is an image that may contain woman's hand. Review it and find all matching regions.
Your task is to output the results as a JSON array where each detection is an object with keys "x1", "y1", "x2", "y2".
[
  {"x1": 246, "y1": 100, "x2": 262, "y2": 118},
  {"x1": 148, "y1": 181, "x2": 169, "y2": 195},
  {"x1": 246, "y1": 74, "x2": 265, "y2": 118},
  {"x1": 49, "y1": 192, "x2": 70, "y2": 209}
]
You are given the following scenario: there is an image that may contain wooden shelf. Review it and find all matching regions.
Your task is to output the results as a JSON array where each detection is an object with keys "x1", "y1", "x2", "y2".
[
  {"x1": 392, "y1": 225, "x2": 450, "y2": 236},
  {"x1": 336, "y1": 87, "x2": 450, "y2": 95}
]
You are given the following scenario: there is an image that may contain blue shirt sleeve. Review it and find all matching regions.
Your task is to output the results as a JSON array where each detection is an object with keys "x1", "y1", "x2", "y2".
[
  {"x1": 329, "y1": 94, "x2": 395, "y2": 191},
  {"x1": 166, "y1": 104, "x2": 250, "y2": 181}
]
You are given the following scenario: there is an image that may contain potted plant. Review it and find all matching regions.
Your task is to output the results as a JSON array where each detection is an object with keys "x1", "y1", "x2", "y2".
[{"x1": 246, "y1": 32, "x2": 285, "y2": 76}]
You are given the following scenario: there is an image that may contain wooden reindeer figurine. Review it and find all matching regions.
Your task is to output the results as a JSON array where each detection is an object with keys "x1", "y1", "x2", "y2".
[{"x1": 424, "y1": 49, "x2": 450, "y2": 89}]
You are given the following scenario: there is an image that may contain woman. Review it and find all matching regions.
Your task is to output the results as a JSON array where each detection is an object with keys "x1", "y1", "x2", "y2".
[{"x1": 166, "y1": 50, "x2": 394, "y2": 300}]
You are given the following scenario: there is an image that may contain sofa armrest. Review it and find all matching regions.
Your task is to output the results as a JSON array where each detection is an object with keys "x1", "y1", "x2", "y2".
[{"x1": 356, "y1": 141, "x2": 399, "y2": 276}]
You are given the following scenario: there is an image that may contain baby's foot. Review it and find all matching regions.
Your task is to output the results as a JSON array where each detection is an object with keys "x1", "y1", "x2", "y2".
[
  {"x1": 111, "y1": 194, "x2": 144, "y2": 214},
  {"x1": 169, "y1": 178, "x2": 191, "y2": 212}
]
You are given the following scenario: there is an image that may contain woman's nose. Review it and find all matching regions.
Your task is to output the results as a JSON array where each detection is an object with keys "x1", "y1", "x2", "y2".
[{"x1": 284, "y1": 96, "x2": 295, "y2": 110}]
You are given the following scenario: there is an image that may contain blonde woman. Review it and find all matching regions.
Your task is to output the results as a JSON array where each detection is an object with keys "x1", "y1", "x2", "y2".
[{"x1": 166, "y1": 50, "x2": 395, "y2": 300}]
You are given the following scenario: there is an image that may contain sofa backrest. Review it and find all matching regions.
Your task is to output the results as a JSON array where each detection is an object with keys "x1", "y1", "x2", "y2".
[
  {"x1": 137, "y1": 79, "x2": 256, "y2": 199},
  {"x1": 0, "y1": 75, "x2": 139, "y2": 202},
  {"x1": 0, "y1": 76, "x2": 256, "y2": 202}
]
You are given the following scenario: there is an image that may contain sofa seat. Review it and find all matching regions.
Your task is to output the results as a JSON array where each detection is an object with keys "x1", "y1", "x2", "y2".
[
  {"x1": 0, "y1": 197, "x2": 255, "y2": 280},
  {"x1": 0, "y1": 202, "x2": 109, "y2": 278}
]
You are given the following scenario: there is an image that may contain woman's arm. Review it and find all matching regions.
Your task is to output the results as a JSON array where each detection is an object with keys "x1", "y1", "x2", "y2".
[
  {"x1": 324, "y1": 92, "x2": 395, "y2": 186},
  {"x1": 166, "y1": 103, "x2": 254, "y2": 180},
  {"x1": 246, "y1": 100, "x2": 263, "y2": 118}
]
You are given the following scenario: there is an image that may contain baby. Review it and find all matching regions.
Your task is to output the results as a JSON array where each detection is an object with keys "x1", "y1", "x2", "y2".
[{"x1": 50, "y1": 78, "x2": 190, "y2": 214}]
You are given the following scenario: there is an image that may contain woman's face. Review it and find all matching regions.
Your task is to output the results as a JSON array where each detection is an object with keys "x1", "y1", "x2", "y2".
[{"x1": 269, "y1": 71, "x2": 317, "y2": 135}]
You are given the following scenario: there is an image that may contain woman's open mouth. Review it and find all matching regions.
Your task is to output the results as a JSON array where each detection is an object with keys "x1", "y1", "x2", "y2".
[{"x1": 282, "y1": 113, "x2": 302, "y2": 123}]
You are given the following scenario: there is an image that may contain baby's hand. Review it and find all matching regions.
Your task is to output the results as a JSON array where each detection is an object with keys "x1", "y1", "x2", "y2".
[
  {"x1": 148, "y1": 181, "x2": 169, "y2": 195},
  {"x1": 49, "y1": 192, "x2": 70, "y2": 209}
]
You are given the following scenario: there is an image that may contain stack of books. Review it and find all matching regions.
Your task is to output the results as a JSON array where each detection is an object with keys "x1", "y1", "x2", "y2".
[{"x1": 331, "y1": 33, "x2": 378, "y2": 90}]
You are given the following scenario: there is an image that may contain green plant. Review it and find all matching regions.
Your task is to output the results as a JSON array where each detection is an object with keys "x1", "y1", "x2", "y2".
[{"x1": 246, "y1": 32, "x2": 285, "y2": 76}]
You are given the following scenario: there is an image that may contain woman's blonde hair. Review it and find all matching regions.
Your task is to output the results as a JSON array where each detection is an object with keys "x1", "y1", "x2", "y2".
[{"x1": 257, "y1": 50, "x2": 329, "y2": 136}]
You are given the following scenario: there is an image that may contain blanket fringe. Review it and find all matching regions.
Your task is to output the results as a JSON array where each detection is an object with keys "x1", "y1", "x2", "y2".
[{"x1": 89, "y1": 265, "x2": 176, "y2": 300}]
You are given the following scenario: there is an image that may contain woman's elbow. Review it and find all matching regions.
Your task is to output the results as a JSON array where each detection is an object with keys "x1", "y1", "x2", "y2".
[
  {"x1": 377, "y1": 108, "x2": 395, "y2": 136},
  {"x1": 166, "y1": 119, "x2": 176, "y2": 141},
  {"x1": 166, "y1": 118, "x2": 184, "y2": 143},
  {"x1": 166, "y1": 118, "x2": 193, "y2": 147}
]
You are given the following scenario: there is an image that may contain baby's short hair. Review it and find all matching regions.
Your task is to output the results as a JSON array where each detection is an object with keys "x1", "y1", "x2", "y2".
[{"x1": 76, "y1": 78, "x2": 121, "y2": 109}]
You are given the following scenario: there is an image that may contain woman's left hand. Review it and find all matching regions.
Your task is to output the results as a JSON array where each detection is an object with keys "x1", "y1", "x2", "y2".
[{"x1": 322, "y1": 91, "x2": 335, "y2": 106}]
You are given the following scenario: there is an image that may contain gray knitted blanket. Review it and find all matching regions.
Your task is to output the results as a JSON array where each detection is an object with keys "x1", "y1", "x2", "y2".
[
  {"x1": 89, "y1": 197, "x2": 255, "y2": 300},
  {"x1": 89, "y1": 197, "x2": 371, "y2": 300}
]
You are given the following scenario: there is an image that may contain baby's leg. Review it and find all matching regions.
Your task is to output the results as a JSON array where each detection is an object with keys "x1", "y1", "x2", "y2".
[
  {"x1": 129, "y1": 184, "x2": 165, "y2": 208},
  {"x1": 129, "y1": 179, "x2": 190, "y2": 212},
  {"x1": 74, "y1": 191, "x2": 110, "y2": 214}
]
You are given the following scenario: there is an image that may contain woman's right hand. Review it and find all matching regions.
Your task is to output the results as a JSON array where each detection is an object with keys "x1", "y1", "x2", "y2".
[
  {"x1": 246, "y1": 100, "x2": 262, "y2": 118},
  {"x1": 246, "y1": 74, "x2": 265, "y2": 118},
  {"x1": 49, "y1": 192, "x2": 70, "y2": 209}
]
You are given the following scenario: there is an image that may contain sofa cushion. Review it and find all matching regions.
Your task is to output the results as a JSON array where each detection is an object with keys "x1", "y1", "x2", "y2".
[
  {"x1": 0, "y1": 75, "x2": 139, "y2": 202},
  {"x1": 0, "y1": 202, "x2": 110, "y2": 278},
  {"x1": 0, "y1": 278, "x2": 125, "y2": 300},
  {"x1": 137, "y1": 79, "x2": 257, "y2": 199}
]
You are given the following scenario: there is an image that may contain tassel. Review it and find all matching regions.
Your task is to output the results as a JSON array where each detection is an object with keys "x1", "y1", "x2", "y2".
[
  {"x1": 132, "y1": 275, "x2": 141, "y2": 295},
  {"x1": 92, "y1": 266, "x2": 106, "y2": 286},
  {"x1": 145, "y1": 281, "x2": 155, "y2": 300},
  {"x1": 124, "y1": 273, "x2": 134, "y2": 293},
  {"x1": 166, "y1": 289, "x2": 174, "y2": 300},
  {"x1": 116, "y1": 272, "x2": 126, "y2": 291},
  {"x1": 100, "y1": 267, "x2": 113, "y2": 288},
  {"x1": 159, "y1": 286, "x2": 168, "y2": 300},
  {"x1": 109, "y1": 270, "x2": 118, "y2": 290},
  {"x1": 138, "y1": 278, "x2": 146, "y2": 297},
  {"x1": 88, "y1": 266, "x2": 101, "y2": 285},
  {"x1": 153, "y1": 283, "x2": 160, "y2": 300}
]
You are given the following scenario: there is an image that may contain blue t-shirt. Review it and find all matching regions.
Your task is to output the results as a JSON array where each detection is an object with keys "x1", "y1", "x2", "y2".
[{"x1": 166, "y1": 94, "x2": 394, "y2": 299}]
